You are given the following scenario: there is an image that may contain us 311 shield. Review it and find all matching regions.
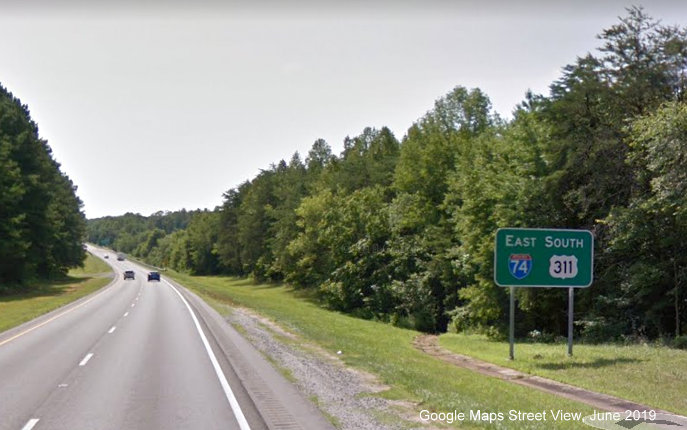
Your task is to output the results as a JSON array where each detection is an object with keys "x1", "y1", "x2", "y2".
[
  {"x1": 549, "y1": 254, "x2": 578, "y2": 279},
  {"x1": 508, "y1": 254, "x2": 532, "y2": 280}
]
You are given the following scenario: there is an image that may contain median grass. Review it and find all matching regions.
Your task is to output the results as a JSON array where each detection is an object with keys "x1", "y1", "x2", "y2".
[
  {"x1": 0, "y1": 253, "x2": 112, "y2": 333},
  {"x1": 168, "y1": 272, "x2": 596, "y2": 429},
  {"x1": 439, "y1": 333, "x2": 687, "y2": 416}
]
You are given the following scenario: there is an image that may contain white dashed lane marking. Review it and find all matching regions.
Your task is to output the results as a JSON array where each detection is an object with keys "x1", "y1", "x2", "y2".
[
  {"x1": 21, "y1": 418, "x2": 39, "y2": 430},
  {"x1": 79, "y1": 353, "x2": 94, "y2": 367}
]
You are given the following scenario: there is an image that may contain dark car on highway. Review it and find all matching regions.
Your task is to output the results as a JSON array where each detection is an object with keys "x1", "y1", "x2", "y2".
[
  {"x1": 123, "y1": 270, "x2": 135, "y2": 280},
  {"x1": 148, "y1": 271, "x2": 160, "y2": 282}
]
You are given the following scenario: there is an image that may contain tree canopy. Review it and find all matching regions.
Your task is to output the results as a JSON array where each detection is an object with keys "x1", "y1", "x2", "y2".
[{"x1": 0, "y1": 84, "x2": 86, "y2": 286}]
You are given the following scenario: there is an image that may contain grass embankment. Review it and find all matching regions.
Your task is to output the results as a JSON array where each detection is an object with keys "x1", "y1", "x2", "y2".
[
  {"x1": 167, "y1": 272, "x2": 595, "y2": 429},
  {"x1": 0, "y1": 253, "x2": 113, "y2": 333},
  {"x1": 439, "y1": 333, "x2": 687, "y2": 416}
]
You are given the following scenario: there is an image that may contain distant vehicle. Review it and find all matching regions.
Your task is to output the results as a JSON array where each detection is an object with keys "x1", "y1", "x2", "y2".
[
  {"x1": 117, "y1": 253, "x2": 126, "y2": 261},
  {"x1": 123, "y1": 270, "x2": 135, "y2": 280},
  {"x1": 148, "y1": 271, "x2": 160, "y2": 282},
  {"x1": 104, "y1": 255, "x2": 109, "y2": 259}
]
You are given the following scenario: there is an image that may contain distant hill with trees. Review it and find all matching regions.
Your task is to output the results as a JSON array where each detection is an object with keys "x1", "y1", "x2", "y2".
[{"x1": 88, "y1": 7, "x2": 687, "y2": 342}]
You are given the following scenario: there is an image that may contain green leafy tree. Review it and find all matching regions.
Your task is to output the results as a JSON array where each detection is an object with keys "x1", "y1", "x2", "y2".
[
  {"x1": 285, "y1": 189, "x2": 338, "y2": 288},
  {"x1": 542, "y1": 6, "x2": 687, "y2": 228},
  {"x1": 0, "y1": 131, "x2": 28, "y2": 283},
  {"x1": 318, "y1": 186, "x2": 393, "y2": 314},
  {"x1": 606, "y1": 101, "x2": 687, "y2": 338},
  {"x1": 389, "y1": 86, "x2": 496, "y2": 331},
  {"x1": 267, "y1": 153, "x2": 308, "y2": 279},
  {"x1": 134, "y1": 229, "x2": 166, "y2": 259},
  {"x1": 318, "y1": 127, "x2": 400, "y2": 193},
  {"x1": 446, "y1": 101, "x2": 554, "y2": 335},
  {"x1": 216, "y1": 185, "x2": 247, "y2": 275},
  {"x1": 185, "y1": 211, "x2": 221, "y2": 275},
  {"x1": 0, "y1": 83, "x2": 86, "y2": 284},
  {"x1": 236, "y1": 169, "x2": 278, "y2": 279}
]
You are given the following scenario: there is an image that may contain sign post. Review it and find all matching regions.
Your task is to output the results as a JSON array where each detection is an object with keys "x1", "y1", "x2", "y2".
[
  {"x1": 568, "y1": 287, "x2": 574, "y2": 356},
  {"x1": 509, "y1": 286, "x2": 515, "y2": 360},
  {"x1": 494, "y1": 228, "x2": 593, "y2": 359}
]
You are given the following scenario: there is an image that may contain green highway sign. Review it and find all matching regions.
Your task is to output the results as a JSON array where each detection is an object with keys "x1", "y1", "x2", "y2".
[
  {"x1": 494, "y1": 228, "x2": 593, "y2": 288},
  {"x1": 495, "y1": 228, "x2": 594, "y2": 359}
]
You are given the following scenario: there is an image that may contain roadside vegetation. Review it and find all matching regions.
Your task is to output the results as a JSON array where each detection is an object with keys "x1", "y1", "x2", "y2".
[
  {"x1": 89, "y1": 8, "x2": 687, "y2": 344},
  {"x1": 169, "y1": 271, "x2": 596, "y2": 429},
  {"x1": 0, "y1": 253, "x2": 112, "y2": 333},
  {"x1": 439, "y1": 333, "x2": 687, "y2": 416},
  {"x1": 0, "y1": 84, "x2": 86, "y2": 287}
]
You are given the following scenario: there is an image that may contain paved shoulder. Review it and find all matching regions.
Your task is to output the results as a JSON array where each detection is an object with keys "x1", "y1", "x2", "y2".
[{"x1": 167, "y1": 277, "x2": 336, "y2": 430}]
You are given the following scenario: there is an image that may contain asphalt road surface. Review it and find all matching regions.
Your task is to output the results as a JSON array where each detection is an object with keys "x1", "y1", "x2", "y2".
[{"x1": 0, "y1": 246, "x2": 333, "y2": 430}]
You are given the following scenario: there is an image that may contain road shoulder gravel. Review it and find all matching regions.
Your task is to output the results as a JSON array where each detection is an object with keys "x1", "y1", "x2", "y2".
[{"x1": 221, "y1": 304, "x2": 426, "y2": 430}]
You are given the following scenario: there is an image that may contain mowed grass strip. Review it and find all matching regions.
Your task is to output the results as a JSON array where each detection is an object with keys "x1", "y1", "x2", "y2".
[
  {"x1": 0, "y1": 253, "x2": 113, "y2": 333},
  {"x1": 168, "y1": 272, "x2": 596, "y2": 429},
  {"x1": 439, "y1": 333, "x2": 687, "y2": 416}
]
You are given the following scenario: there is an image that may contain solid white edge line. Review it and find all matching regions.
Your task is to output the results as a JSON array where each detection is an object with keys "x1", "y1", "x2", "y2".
[
  {"x1": 108, "y1": 326, "x2": 116, "y2": 334},
  {"x1": 164, "y1": 280, "x2": 251, "y2": 430},
  {"x1": 79, "y1": 353, "x2": 94, "y2": 367},
  {"x1": 21, "y1": 418, "x2": 39, "y2": 430}
]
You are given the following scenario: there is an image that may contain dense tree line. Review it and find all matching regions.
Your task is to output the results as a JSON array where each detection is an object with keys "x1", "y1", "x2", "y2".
[
  {"x1": 89, "y1": 8, "x2": 687, "y2": 342},
  {"x1": 0, "y1": 84, "x2": 86, "y2": 288},
  {"x1": 87, "y1": 209, "x2": 210, "y2": 270}
]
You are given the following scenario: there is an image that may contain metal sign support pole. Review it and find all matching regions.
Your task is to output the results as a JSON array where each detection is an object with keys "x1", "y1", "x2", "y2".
[
  {"x1": 509, "y1": 286, "x2": 515, "y2": 360},
  {"x1": 568, "y1": 287, "x2": 574, "y2": 357}
]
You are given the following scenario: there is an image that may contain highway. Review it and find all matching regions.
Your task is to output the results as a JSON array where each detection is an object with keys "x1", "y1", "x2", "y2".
[{"x1": 0, "y1": 246, "x2": 333, "y2": 430}]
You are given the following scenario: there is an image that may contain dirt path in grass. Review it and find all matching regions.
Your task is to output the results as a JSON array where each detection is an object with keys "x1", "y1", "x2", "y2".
[
  {"x1": 224, "y1": 305, "x2": 431, "y2": 430},
  {"x1": 413, "y1": 334, "x2": 679, "y2": 416}
]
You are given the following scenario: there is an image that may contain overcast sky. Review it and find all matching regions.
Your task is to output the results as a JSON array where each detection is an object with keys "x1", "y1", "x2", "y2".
[{"x1": 2, "y1": 1, "x2": 687, "y2": 218}]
